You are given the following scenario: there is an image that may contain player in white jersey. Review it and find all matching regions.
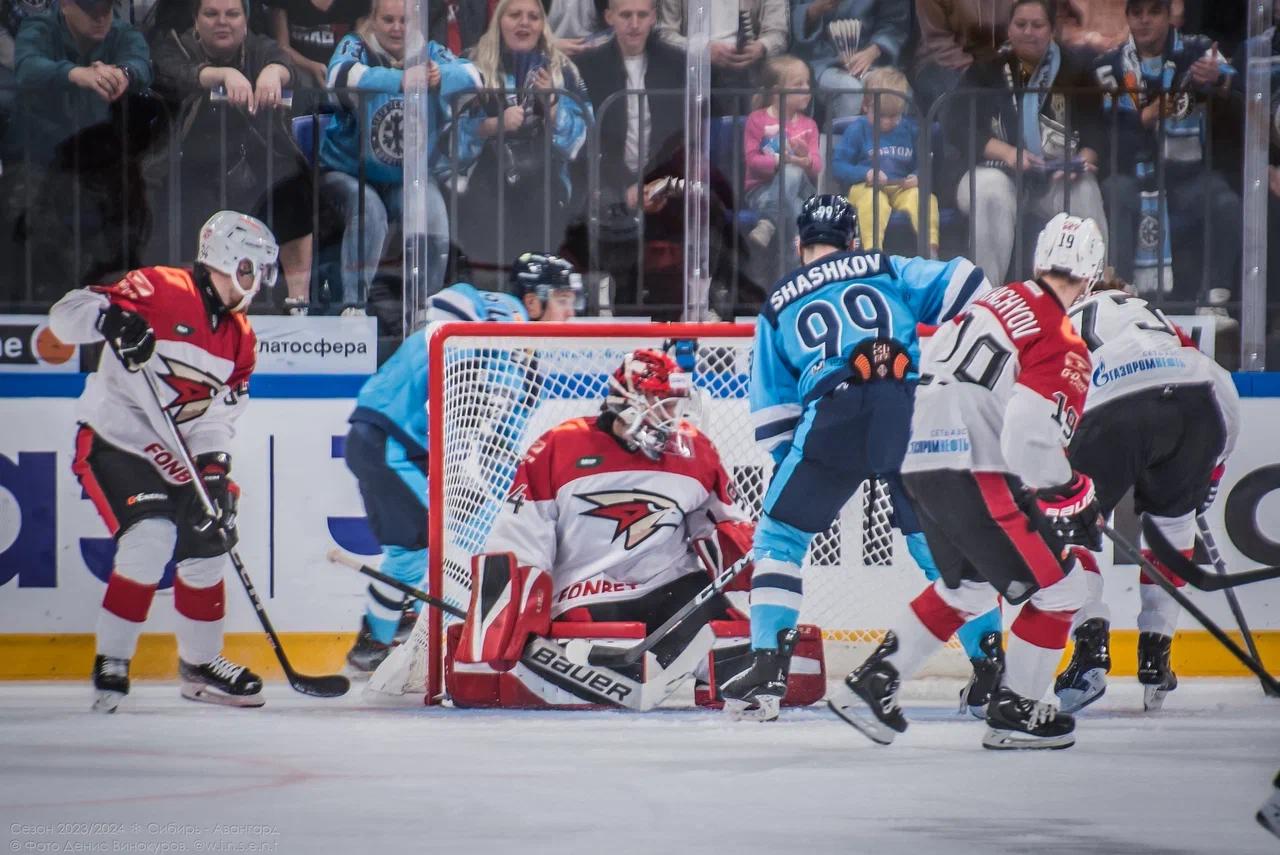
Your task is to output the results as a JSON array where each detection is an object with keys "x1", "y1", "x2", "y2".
[
  {"x1": 828, "y1": 213, "x2": 1107, "y2": 750},
  {"x1": 48, "y1": 211, "x2": 279, "y2": 713},
  {"x1": 1053, "y1": 282, "x2": 1241, "y2": 713},
  {"x1": 446, "y1": 349, "x2": 826, "y2": 710}
]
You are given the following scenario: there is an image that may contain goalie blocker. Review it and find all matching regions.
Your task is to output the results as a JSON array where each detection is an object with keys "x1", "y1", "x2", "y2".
[{"x1": 447, "y1": 545, "x2": 826, "y2": 710}]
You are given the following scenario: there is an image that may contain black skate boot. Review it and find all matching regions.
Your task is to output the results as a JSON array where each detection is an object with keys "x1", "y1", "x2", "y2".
[
  {"x1": 179, "y1": 655, "x2": 265, "y2": 707},
  {"x1": 719, "y1": 629, "x2": 797, "y2": 722},
  {"x1": 982, "y1": 687, "x2": 1075, "y2": 750},
  {"x1": 827, "y1": 632, "x2": 909, "y2": 745},
  {"x1": 92, "y1": 655, "x2": 130, "y2": 713},
  {"x1": 1137, "y1": 631, "x2": 1177, "y2": 711},
  {"x1": 346, "y1": 615, "x2": 394, "y2": 675},
  {"x1": 1054, "y1": 618, "x2": 1112, "y2": 713},
  {"x1": 1258, "y1": 770, "x2": 1280, "y2": 840},
  {"x1": 958, "y1": 631, "x2": 1005, "y2": 719}
]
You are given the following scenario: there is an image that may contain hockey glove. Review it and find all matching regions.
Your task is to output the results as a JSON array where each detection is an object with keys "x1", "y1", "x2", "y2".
[
  {"x1": 1199, "y1": 462, "x2": 1225, "y2": 515},
  {"x1": 97, "y1": 304, "x2": 155, "y2": 371},
  {"x1": 1036, "y1": 473, "x2": 1103, "y2": 551},
  {"x1": 194, "y1": 452, "x2": 239, "y2": 535}
]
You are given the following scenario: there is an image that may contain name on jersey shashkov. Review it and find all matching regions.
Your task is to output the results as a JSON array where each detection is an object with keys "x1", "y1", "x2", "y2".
[
  {"x1": 769, "y1": 252, "x2": 885, "y2": 313},
  {"x1": 1092, "y1": 353, "x2": 1187, "y2": 387}
]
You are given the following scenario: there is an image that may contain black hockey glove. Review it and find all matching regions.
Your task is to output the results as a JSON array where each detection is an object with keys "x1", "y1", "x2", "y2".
[
  {"x1": 97, "y1": 304, "x2": 155, "y2": 371},
  {"x1": 194, "y1": 452, "x2": 239, "y2": 535},
  {"x1": 1035, "y1": 473, "x2": 1103, "y2": 551}
]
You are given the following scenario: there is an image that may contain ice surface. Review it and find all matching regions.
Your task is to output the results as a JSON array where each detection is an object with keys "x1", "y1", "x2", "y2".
[{"x1": 1, "y1": 679, "x2": 1276, "y2": 854}]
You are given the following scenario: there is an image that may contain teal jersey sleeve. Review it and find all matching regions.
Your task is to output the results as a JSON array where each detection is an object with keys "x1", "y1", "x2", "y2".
[
  {"x1": 749, "y1": 313, "x2": 802, "y2": 462},
  {"x1": 889, "y1": 254, "x2": 991, "y2": 330}
]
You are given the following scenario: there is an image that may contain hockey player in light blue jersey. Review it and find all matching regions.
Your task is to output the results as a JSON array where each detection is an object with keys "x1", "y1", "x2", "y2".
[
  {"x1": 720, "y1": 195, "x2": 997, "y2": 721},
  {"x1": 342, "y1": 254, "x2": 581, "y2": 672}
]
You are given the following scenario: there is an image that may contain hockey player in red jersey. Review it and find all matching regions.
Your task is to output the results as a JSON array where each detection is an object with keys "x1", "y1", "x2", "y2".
[
  {"x1": 49, "y1": 211, "x2": 278, "y2": 713},
  {"x1": 444, "y1": 349, "x2": 825, "y2": 710},
  {"x1": 828, "y1": 213, "x2": 1107, "y2": 750}
]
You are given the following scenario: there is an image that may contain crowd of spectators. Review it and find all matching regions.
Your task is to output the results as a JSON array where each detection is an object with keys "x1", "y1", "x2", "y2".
[{"x1": 0, "y1": 0, "x2": 1272, "y2": 347}]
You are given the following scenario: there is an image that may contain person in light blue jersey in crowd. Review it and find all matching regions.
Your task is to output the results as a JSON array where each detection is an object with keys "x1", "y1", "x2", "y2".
[
  {"x1": 720, "y1": 194, "x2": 998, "y2": 721},
  {"x1": 321, "y1": 0, "x2": 484, "y2": 313},
  {"x1": 342, "y1": 254, "x2": 581, "y2": 672}
]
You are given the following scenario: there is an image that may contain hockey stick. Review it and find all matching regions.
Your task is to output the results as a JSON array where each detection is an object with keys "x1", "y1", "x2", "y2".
[
  {"x1": 1195, "y1": 516, "x2": 1279, "y2": 697},
  {"x1": 1141, "y1": 517, "x2": 1280, "y2": 591},
  {"x1": 326, "y1": 548, "x2": 466, "y2": 619},
  {"x1": 1101, "y1": 523, "x2": 1280, "y2": 694},
  {"x1": 136, "y1": 364, "x2": 349, "y2": 698}
]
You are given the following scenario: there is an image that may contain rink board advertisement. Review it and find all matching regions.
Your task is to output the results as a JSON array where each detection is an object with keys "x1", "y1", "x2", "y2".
[{"x1": 2, "y1": 378, "x2": 1279, "y2": 678}]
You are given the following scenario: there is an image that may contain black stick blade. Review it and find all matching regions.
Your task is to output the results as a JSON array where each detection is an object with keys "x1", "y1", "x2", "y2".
[
  {"x1": 1143, "y1": 517, "x2": 1280, "y2": 591},
  {"x1": 289, "y1": 673, "x2": 351, "y2": 698}
]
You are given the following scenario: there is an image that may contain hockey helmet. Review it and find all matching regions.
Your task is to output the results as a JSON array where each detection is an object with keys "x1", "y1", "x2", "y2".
[
  {"x1": 510, "y1": 252, "x2": 584, "y2": 315},
  {"x1": 197, "y1": 211, "x2": 280, "y2": 313},
  {"x1": 1033, "y1": 213, "x2": 1106, "y2": 287},
  {"x1": 604, "y1": 349, "x2": 699, "y2": 460},
  {"x1": 797, "y1": 194, "x2": 860, "y2": 251}
]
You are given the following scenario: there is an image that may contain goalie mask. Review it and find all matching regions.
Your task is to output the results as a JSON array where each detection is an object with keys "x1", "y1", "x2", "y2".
[
  {"x1": 197, "y1": 211, "x2": 280, "y2": 313},
  {"x1": 604, "y1": 349, "x2": 699, "y2": 460}
]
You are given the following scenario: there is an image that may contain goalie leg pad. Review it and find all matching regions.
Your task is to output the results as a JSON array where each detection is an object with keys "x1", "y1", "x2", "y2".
[{"x1": 457, "y1": 553, "x2": 552, "y2": 671}]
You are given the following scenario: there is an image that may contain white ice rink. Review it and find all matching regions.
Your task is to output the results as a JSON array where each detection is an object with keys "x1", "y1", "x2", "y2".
[{"x1": 1, "y1": 679, "x2": 1277, "y2": 855}]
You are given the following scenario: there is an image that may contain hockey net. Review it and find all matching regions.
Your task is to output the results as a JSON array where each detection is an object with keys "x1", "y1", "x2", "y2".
[{"x1": 372, "y1": 321, "x2": 966, "y2": 705}]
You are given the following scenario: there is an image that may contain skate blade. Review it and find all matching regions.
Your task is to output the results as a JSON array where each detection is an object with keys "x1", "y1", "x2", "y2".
[
  {"x1": 180, "y1": 681, "x2": 266, "y2": 708},
  {"x1": 1056, "y1": 669, "x2": 1107, "y2": 714},
  {"x1": 92, "y1": 690, "x2": 124, "y2": 714},
  {"x1": 1142, "y1": 684, "x2": 1172, "y2": 712},
  {"x1": 1257, "y1": 805, "x2": 1280, "y2": 840},
  {"x1": 826, "y1": 691, "x2": 900, "y2": 745},
  {"x1": 981, "y1": 727, "x2": 1075, "y2": 750},
  {"x1": 723, "y1": 696, "x2": 780, "y2": 722}
]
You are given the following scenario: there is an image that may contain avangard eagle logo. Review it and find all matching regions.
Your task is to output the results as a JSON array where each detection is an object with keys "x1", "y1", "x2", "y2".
[
  {"x1": 578, "y1": 490, "x2": 682, "y2": 550},
  {"x1": 157, "y1": 355, "x2": 223, "y2": 424}
]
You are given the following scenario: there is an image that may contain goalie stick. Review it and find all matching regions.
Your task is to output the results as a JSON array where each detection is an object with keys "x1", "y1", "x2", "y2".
[
  {"x1": 1101, "y1": 523, "x2": 1280, "y2": 695},
  {"x1": 135, "y1": 364, "x2": 349, "y2": 698},
  {"x1": 1140, "y1": 517, "x2": 1280, "y2": 591},
  {"x1": 1195, "y1": 516, "x2": 1278, "y2": 697}
]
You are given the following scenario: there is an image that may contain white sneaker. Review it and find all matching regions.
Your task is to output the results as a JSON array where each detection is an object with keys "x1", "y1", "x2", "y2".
[
  {"x1": 747, "y1": 219, "x2": 776, "y2": 249},
  {"x1": 340, "y1": 306, "x2": 367, "y2": 317}
]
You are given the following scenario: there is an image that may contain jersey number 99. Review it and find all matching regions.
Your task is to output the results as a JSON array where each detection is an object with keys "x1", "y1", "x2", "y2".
[{"x1": 795, "y1": 285, "x2": 893, "y2": 360}]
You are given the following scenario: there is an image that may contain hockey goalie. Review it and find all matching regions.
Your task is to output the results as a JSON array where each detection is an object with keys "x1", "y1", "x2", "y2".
[{"x1": 444, "y1": 348, "x2": 826, "y2": 710}]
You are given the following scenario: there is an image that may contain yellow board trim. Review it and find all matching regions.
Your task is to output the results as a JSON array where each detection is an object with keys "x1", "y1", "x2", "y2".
[{"x1": 2, "y1": 630, "x2": 1278, "y2": 680}]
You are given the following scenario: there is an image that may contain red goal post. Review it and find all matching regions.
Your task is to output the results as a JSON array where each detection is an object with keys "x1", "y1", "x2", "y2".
[{"x1": 422, "y1": 321, "x2": 951, "y2": 704}]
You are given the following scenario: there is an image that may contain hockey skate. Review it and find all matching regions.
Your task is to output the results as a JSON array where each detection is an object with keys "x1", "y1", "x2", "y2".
[
  {"x1": 345, "y1": 609, "x2": 417, "y2": 675},
  {"x1": 1137, "y1": 632, "x2": 1177, "y2": 711},
  {"x1": 179, "y1": 655, "x2": 265, "y2": 707},
  {"x1": 982, "y1": 687, "x2": 1075, "y2": 750},
  {"x1": 958, "y1": 631, "x2": 1005, "y2": 719},
  {"x1": 719, "y1": 629, "x2": 797, "y2": 722},
  {"x1": 92, "y1": 655, "x2": 130, "y2": 713},
  {"x1": 1258, "y1": 771, "x2": 1280, "y2": 840},
  {"x1": 827, "y1": 632, "x2": 908, "y2": 745},
  {"x1": 1054, "y1": 618, "x2": 1111, "y2": 713}
]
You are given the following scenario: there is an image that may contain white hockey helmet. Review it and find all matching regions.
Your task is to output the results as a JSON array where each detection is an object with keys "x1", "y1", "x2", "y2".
[
  {"x1": 197, "y1": 211, "x2": 280, "y2": 312},
  {"x1": 1033, "y1": 212, "x2": 1106, "y2": 286}
]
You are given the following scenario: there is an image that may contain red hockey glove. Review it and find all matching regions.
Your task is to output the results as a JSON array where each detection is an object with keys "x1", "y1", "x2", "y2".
[
  {"x1": 1199, "y1": 462, "x2": 1225, "y2": 515},
  {"x1": 195, "y1": 452, "x2": 239, "y2": 535},
  {"x1": 97, "y1": 304, "x2": 155, "y2": 371},
  {"x1": 1036, "y1": 473, "x2": 1103, "y2": 551}
]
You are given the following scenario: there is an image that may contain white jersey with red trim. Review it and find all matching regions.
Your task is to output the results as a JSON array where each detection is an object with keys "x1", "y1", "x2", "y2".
[
  {"x1": 1068, "y1": 290, "x2": 1240, "y2": 461},
  {"x1": 483, "y1": 416, "x2": 748, "y2": 617},
  {"x1": 903, "y1": 279, "x2": 1091, "y2": 490},
  {"x1": 49, "y1": 267, "x2": 256, "y2": 483}
]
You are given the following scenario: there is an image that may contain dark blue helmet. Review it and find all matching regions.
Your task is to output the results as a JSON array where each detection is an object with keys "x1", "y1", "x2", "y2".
[
  {"x1": 510, "y1": 252, "x2": 581, "y2": 308},
  {"x1": 796, "y1": 194, "x2": 860, "y2": 250}
]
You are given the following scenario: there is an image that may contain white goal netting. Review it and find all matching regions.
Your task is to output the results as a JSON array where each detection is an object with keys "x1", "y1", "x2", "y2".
[{"x1": 373, "y1": 322, "x2": 965, "y2": 704}]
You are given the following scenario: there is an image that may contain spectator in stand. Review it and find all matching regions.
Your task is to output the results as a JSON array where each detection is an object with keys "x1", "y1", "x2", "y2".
[
  {"x1": 269, "y1": 0, "x2": 364, "y2": 90},
  {"x1": 152, "y1": 0, "x2": 313, "y2": 311},
  {"x1": 1095, "y1": 0, "x2": 1239, "y2": 301},
  {"x1": 321, "y1": 0, "x2": 483, "y2": 312},
  {"x1": 572, "y1": 0, "x2": 686, "y2": 309},
  {"x1": 2, "y1": 0, "x2": 55, "y2": 152},
  {"x1": 743, "y1": 55, "x2": 822, "y2": 262},
  {"x1": 913, "y1": 0, "x2": 1015, "y2": 111},
  {"x1": 549, "y1": 0, "x2": 609, "y2": 56},
  {"x1": 11, "y1": 0, "x2": 152, "y2": 160},
  {"x1": 454, "y1": 0, "x2": 591, "y2": 289},
  {"x1": 948, "y1": 0, "x2": 1107, "y2": 285},
  {"x1": 427, "y1": 0, "x2": 488, "y2": 55},
  {"x1": 833, "y1": 67, "x2": 938, "y2": 255},
  {"x1": 657, "y1": 0, "x2": 788, "y2": 115},
  {"x1": 790, "y1": 0, "x2": 908, "y2": 120}
]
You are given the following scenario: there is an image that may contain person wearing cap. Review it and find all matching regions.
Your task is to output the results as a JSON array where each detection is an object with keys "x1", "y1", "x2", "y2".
[{"x1": 11, "y1": 0, "x2": 152, "y2": 159}]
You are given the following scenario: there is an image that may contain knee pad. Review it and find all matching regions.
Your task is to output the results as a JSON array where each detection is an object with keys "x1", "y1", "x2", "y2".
[
  {"x1": 1028, "y1": 563, "x2": 1088, "y2": 614},
  {"x1": 933, "y1": 578, "x2": 996, "y2": 619},
  {"x1": 1148, "y1": 512, "x2": 1196, "y2": 553},
  {"x1": 753, "y1": 516, "x2": 813, "y2": 567},
  {"x1": 115, "y1": 517, "x2": 178, "y2": 586},
  {"x1": 176, "y1": 554, "x2": 231, "y2": 589}
]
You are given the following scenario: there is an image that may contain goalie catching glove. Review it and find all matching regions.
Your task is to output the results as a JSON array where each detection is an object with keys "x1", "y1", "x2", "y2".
[
  {"x1": 1035, "y1": 473, "x2": 1103, "y2": 551},
  {"x1": 457, "y1": 553, "x2": 552, "y2": 671}
]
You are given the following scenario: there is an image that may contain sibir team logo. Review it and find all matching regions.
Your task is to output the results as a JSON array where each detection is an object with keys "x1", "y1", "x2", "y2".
[
  {"x1": 578, "y1": 490, "x2": 682, "y2": 549},
  {"x1": 157, "y1": 355, "x2": 222, "y2": 424},
  {"x1": 370, "y1": 101, "x2": 404, "y2": 166}
]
